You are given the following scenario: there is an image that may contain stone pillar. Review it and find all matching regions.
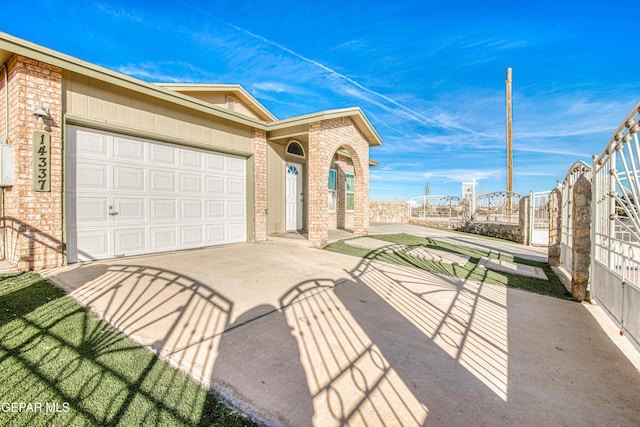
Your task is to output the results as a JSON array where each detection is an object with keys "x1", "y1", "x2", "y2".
[
  {"x1": 519, "y1": 196, "x2": 530, "y2": 245},
  {"x1": 252, "y1": 128, "x2": 267, "y2": 242},
  {"x1": 548, "y1": 188, "x2": 562, "y2": 266},
  {"x1": 571, "y1": 174, "x2": 592, "y2": 301}
]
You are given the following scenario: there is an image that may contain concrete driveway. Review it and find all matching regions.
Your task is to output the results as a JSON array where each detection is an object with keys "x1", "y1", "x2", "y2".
[{"x1": 44, "y1": 224, "x2": 640, "y2": 426}]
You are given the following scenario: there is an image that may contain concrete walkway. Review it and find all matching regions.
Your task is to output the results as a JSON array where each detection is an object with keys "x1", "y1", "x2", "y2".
[{"x1": 43, "y1": 224, "x2": 640, "y2": 426}]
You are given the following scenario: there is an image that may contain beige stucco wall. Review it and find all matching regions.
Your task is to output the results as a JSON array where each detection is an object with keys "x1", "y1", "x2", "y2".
[
  {"x1": 63, "y1": 71, "x2": 254, "y2": 155},
  {"x1": 267, "y1": 141, "x2": 286, "y2": 234},
  {"x1": 267, "y1": 139, "x2": 313, "y2": 234}
]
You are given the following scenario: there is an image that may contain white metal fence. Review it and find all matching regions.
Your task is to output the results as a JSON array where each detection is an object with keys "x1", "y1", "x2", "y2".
[
  {"x1": 475, "y1": 191, "x2": 524, "y2": 223},
  {"x1": 591, "y1": 101, "x2": 640, "y2": 349},
  {"x1": 409, "y1": 195, "x2": 470, "y2": 220}
]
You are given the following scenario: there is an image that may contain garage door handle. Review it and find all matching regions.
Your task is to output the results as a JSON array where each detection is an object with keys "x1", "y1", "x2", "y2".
[{"x1": 108, "y1": 206, "x2": 119, "y2": 216}]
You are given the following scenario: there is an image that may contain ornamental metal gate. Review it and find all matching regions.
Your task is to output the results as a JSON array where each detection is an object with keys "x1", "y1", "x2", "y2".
[
  {"x1": 530, "y1": 191, "x2": 551, "y2": 246},
  {"x1": 591, "y1": 102, "x2": 640, "y2": 349}
]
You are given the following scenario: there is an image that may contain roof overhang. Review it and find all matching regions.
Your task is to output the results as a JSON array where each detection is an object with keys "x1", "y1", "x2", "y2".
[
  {"x1": 267, "y1": 107, "x2": 383, "y2": 147},
  {"x1": 0, "y1": 32, "x2": 269, "y2": 129}
]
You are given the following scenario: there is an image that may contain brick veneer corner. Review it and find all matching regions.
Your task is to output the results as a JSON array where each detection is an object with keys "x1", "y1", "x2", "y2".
[
  {"x1": 308, "y1": 117, "x2": 370, "y2": 247},
  {"x1": 253, "y1": 128, "x2": 268, "y2": 242},
  {"x1": 1, "y1": 55, "x2": 64, "y2": 270}
]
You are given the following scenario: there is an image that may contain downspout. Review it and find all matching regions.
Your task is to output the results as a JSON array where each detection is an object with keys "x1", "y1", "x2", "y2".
[{"x1": 1, "y1": 62, "x2": 8, "y2": 261}]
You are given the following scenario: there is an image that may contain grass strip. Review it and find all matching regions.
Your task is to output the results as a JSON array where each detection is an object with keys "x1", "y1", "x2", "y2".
[
  {"x1": 0, "y1": 272, "x2": 258, "y2": 427},
  {"x1": 325, "y1": 233, "x2": 572, "y2": 300}
]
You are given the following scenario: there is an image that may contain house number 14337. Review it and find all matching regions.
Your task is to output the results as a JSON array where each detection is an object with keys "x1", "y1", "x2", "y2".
[{"x1": 33, "y1": 131, "x2": 51, "y2": 192}]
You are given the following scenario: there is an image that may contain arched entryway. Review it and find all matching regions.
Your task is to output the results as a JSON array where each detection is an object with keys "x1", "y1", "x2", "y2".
[{"x1": 307, "y1": 118, "x2": 370, "y2": 247}]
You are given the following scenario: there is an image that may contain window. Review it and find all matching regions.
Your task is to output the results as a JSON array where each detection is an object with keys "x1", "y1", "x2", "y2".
[
  {"x1": 346, "y1": 173, "x2": 355, "y2": 211},
  {"x1": 286, "y1": 141, "x2": 305, "y2": 157},
  {"x1": 328, "y1": 169, "x2": 337, "y2": 211}
]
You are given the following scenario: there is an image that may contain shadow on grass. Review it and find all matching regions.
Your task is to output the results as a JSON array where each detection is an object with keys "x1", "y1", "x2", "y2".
[
  {"x1": 0, "y1": 272, "x2": 256, "y2": 427},
  {"x1": 325, "y1": 233, "x2": 572, "y2": 300}
]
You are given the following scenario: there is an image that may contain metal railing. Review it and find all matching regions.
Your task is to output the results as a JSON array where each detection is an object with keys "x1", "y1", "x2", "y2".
[
  {"x1": 409, "y1": 195, "x2": 470, "y2": 220},
  {"x1": 474, "y1": 191, "x2": 524, "y2": 223},
  {"x1": 591, "y1": 101, "x2": 640, "y2": 349}
]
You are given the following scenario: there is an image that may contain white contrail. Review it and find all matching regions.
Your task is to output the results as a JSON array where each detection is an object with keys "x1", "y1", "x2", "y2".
[{"x1": 176, "y1": 0, "x2": 481, "y2": 135}]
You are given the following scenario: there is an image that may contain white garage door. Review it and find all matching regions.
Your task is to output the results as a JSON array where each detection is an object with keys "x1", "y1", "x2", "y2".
[{"x1": 66, "y1": 126, "x2": 247, "y2": 262}]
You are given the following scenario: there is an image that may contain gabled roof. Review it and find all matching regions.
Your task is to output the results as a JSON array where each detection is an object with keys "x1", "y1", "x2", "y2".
[
  {"x1": 267, "y1": 107, "x2": 382, "y2": 147},
  {"x1": 155, "y1": 83, "x2": 277, "y2": 122},
  {"x1": 0, "y1": 32, "x2": 382, "y2": 147}
]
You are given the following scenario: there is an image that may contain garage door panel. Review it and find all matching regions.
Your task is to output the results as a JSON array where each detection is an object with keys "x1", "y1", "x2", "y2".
[
  {"x1": 228, "y1": 223, "x2": 246, "y2": 241},
  {"x1": 180, "y1": 174, "x2": 202, "y2": 193},
  {"x1": 227, "y1": 178, "x2": 245, "y2": 196},
  {"x1": 75, "y1": 230, "x2": 110, "y2": 261},
  {"x1": 227, "y1": 157, "x2": 245, "y2": 174},
  {"x1": 113, "y1": 137, "x2": 145, "y2": 162},
  {"x1": 113, "y1": 166, "x2": 145, "y2": 191},
  {"x1": 180, "y1": 225, "x2": 203, "y2": 247},
  {"x1": 76, "y1": 197, "x2": 109, "y2": 223},
  {"x1": 76, "y1": 162, "x2": 108, "y2": 190},
  {"x1": 149, "y1": 170, "x2": 176, "y2": 193},
  {"x1": 206, "y1": 224, "x2": 225, "y2": 244},
  {"x1": 149, "y1": 199, "x2": 177, "y2": 221},
  {"x1": 67, "y1": 126, "x2": 247, "y2": 262},
  {"x1": 205, "y1": 200, "x2": 225, "y2": 219},
  {"x1": 228, "y1": 200, "x2": 245, "y2": 219},
  {"x1": 113, "y1": 198, "x2": 145, "y2": 222},
  {"x1": 114, "y1": 228, "x2": 146, "y2": 254},
  {"x1": 75, "y1": 130, "x2": 108, "y2": 158},
  {"x1": 150, "y1": 144, "x2": 176, "y2": 165},
  {"x1": 180, "y1": 200, "x2": 203, "y2": 220},
  {"x1": 206, "y1": 153, "x2": 225, "y2": 171},
  {"x1": 150, "y1": 226, "x2": 177, "y2": 249},
  {"x1": 205, "y1": 175, "x2": 225, "y2": 195},
  {"x1": 180, "y1": 150, "x2": 202, "y2": 169}
]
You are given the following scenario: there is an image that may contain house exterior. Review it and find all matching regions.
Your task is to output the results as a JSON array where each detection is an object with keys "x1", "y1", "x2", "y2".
[{"x1": 0, "y1": 33, "x2": 381, "y2": 270}]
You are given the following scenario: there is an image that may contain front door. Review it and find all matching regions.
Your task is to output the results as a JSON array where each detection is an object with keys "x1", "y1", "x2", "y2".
[{"x1": 286, "y1": 163, "x2": 303, "y2": 231}]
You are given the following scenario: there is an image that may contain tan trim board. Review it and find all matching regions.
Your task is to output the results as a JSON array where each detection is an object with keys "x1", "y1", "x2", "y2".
[{"x1": 64, "y1": 115, "x2": 254, "y2": 158}]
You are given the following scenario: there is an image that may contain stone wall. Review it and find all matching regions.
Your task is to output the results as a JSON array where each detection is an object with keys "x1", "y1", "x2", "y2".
[
  {"x1": 458, "y1": 221, "x2": 524, "y2": 243},
  {"x1": 408, "y1": 218, "x2": 464, "y2": 230},
  {"x1": 369, "y1": 200, "x2": 409, "y2": 223}
]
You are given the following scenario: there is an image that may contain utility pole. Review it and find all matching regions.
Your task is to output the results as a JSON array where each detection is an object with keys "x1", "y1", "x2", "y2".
[{"x1": 506, "y1": 67, "x2": 513, "y2": 218}]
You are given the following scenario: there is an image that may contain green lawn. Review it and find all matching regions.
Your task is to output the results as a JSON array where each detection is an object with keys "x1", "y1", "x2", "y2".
[
  {"x1": 325, "y1": 233, "x2": 572, "y2": 300},
  {"x1": 0, "y1": 272, "x2": 258, "y2": 427}
]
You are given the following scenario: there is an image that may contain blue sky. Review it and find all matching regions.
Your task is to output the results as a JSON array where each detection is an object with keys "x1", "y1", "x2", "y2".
[{"x1": 1, "y1": 1, "x2": 637, "y2": 200}]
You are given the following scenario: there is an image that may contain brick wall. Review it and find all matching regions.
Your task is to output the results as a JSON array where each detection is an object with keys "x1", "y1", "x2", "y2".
[
  {"x1": 0, "y1": 64, "x2": 6, "y2": 143},
  {"x1": 1, "y1": 55, "x2": 63, "y2": 270},
  {"x1": 328, "y1": 153, "x2": 355, "y2": 230},
  {"x1": 308, "y1": 117, "x2": 369, "y2": 246},
  {"x1": 252, "y1": 128, "x2": 267, "y2": 242}
]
